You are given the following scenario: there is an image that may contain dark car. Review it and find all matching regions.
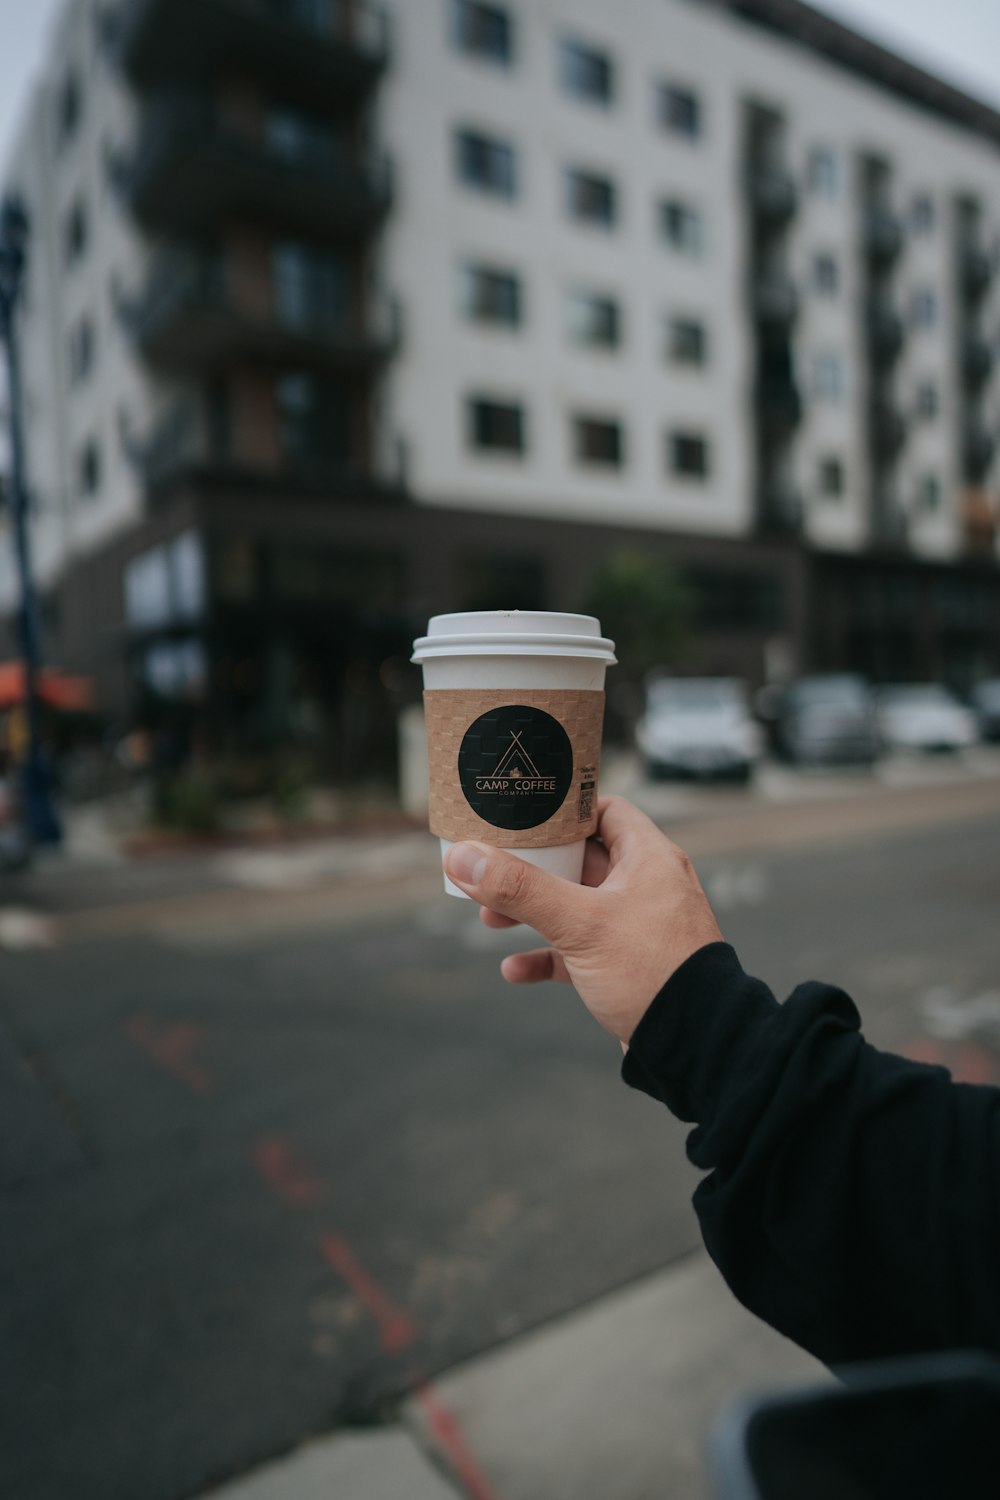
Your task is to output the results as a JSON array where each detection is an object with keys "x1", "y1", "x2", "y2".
[
  {"x1": 774, "y1": 674, "x2": 879, "y2": 765},
  {"x1": 970, "y1": 678, "x2": 1000, "y2": 742}
]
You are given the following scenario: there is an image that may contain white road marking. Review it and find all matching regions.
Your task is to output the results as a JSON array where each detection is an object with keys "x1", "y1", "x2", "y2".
[
  {"x1": 918, "y1": 986, "x2": 1000, "y2": 1041},
  {"x1": 0, "y1": 908, "x2": 57, "y2": 950}
]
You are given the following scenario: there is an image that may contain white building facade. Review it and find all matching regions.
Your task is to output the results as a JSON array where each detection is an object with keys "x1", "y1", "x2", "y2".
[{"x1": 2, "y1": 0, "x2": 1000, "y2": 735}]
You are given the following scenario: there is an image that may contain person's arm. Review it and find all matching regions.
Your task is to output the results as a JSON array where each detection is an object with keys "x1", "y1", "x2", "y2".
[
  {"x1": 622, "y1": 940, "x2": 1000, "y2": 1364},
  {"x1": 442, "y1": 797, "x2": 1000, "y2": 1366}
]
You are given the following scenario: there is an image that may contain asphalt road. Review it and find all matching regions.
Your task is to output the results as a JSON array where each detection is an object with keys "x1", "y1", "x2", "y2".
[{"x1": 3, "y1": 778, "x2": 1000, "y2": 1500}]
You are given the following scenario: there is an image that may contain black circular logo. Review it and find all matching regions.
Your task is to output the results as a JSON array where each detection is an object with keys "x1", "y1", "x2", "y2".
[{"x1": 458, "y1": 705, "x2": 573, "y2": 830}]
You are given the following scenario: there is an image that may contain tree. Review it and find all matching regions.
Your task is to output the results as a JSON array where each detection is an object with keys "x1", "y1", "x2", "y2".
[{"x1": 579, "y1": 550, "x2": 693, "y2": 737}]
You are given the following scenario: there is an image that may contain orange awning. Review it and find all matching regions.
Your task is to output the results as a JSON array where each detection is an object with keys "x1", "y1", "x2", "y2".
[{"x1": 0, "y1": 661, "x2": 96, "y2": 712}]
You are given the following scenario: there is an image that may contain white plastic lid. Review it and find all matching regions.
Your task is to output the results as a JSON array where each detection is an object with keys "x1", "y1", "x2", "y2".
[{"x1": 411, "y1": 610, "x2": 616, "y2": 663}]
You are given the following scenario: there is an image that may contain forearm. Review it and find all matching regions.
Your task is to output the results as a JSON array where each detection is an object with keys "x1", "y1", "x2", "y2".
[{"x1": 622, "y1": 943, "x2": 1000, "y2": 1364}]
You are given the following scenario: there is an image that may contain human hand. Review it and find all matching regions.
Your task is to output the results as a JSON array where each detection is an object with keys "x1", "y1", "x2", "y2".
[{"x1": 443, "y1": 795, "x2": 723, "y2": 1044}]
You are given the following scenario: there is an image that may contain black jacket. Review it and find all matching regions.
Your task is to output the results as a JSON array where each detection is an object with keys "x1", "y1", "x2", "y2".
[{"x1": 621, "y1": 942, "x2": 1000, "y2": 1365}]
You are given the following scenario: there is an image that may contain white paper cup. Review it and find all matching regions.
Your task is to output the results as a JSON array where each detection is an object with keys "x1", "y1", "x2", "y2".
[{"x1": 411, "y1": 611, "x2": 616, "y2": 897}]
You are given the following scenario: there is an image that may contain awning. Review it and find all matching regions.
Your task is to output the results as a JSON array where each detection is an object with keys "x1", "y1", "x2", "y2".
[{"x1": 0, "y1": 661, "x2": 96, "y2": 712}]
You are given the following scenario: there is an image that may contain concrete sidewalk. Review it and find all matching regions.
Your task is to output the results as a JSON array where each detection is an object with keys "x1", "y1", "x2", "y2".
[{"x1": 200, "y1": 1251, "x2": 826, "y2": 1500}]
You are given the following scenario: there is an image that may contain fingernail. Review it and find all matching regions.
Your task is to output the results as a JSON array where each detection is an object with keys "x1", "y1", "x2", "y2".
[{"x1": 446, "y1": 842, "x2": 490, "y2": 887}]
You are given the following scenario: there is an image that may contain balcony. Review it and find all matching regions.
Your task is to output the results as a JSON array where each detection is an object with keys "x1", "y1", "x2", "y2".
[
  {"x1": 865, "y1": 299, "x2": 905, "y2": 366},
  {"x1": 119, "y1": 96, "x2": 393, "y2": 239},
  {"x1": 134, "y1": 402, "x2": 405, "y2": 503},
  {"x1": 753, "y1": 273, "x2": 798, "y2": 332},
  {"x1": 868, "y1": 398, "x2": 907, "y2": 460},
  {"x1": 964, "y1": 421, "x2": 996, "y2": 481},
  {"x1": 114, "y1": 0, "x2": 389, "y2": 106},
  {"x1": 863, "y1": 207, "x2": 904, "y2": 265},
  {"x1": 960, "y1": 246, "x2": 994, "y2": 302},
  {"x1": 756, "y1": 482, "x2": 803, "y2": 537},
  {"x1": 123, "y1": 253, "x2": 400, "y2": 374},
  {"x1": 962, "y1": 334, "x2": 994, "y2": 387},
  {"x1": 748, "y1": 168, "x2": 798, "y2": 225},
  {"x1": 755, "y1": 375, "x2": 803, "y2": 434}
]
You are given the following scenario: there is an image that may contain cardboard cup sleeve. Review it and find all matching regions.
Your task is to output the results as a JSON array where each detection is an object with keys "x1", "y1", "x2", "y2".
[{"x1": 424, "y1": 687, "x2": 605, "y2": 848}]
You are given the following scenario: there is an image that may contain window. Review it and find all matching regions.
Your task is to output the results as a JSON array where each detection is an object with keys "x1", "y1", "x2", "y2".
[
  {"x1": 667, "y1": 316, "x2": 707, "y2": 366},
  {"x1": 455, "y1": 128, "x2": 517, "y2": 198},
  {"x1": 917, "y1": 474, "x2": 941, "y2": 513},
  {"x1": 807, "y1": 147, "x2": 837, "y2": 197},
  {"x1": 467, "y1": 396, "x2": 526, "y2": 454},
  {"x1": 814, "y1": 254, "x2": 838, "y2": 296},
  {"x1": 564, "y1": 168, "x2": 617, "y2": 227},
  {"x1": 276, "y1": 374, "x2": 352, "y2": 465},
  {"x1": 459, "y1": 263, "x2": 521, "y2": 326},
  {"x1": 565, "y1": 289, "x2": 620, "y2": 348},
  {"x1": 64, "y1": 198, "x2": 88, "y2": 266},
  {"x1": 669, "y1": 431, "x2": 710, "y2": 478},
  {"x1": 912, "y1": 194, "x2": 935, "y2": 233},
  {"x1": 77, "y1": 438, "x2": 101, "y2": 498},
  {"x1": 660, "y1": 198, "x2": 703, "y2": 256},
  {"x1": 68, "y1": 315, "x2": 96, "y2": 386},
  {"x1": 818, "y1": 457, "x2": 844, "y2": 497},
  {"x1": 813, "y1": 352, "x2": 844, "y2": 401},
  {"x1": 656, "y1": 83, "x2": 700, "y2": 139},
  {"x1": 57, "y1": 71, "x2": 82, "y2": 146},
  {"x1": 572, "y1": 415, "x2": 624, "y2": 468},
  {"x1": 451, "y1": 0, "x2": 513, "y2": 66},
  {"x1": 560, "y1": 38, "x2": 614, "y2": 105},
  {"x1": 912, "y1": 289, "x2": 937, "y2": 328},
  {"x1": 915, "y1": 381, "x2": 938, "y2": 419},
  {"x1": 273, "y1": 242, "x2": 346, "y2": 329}
]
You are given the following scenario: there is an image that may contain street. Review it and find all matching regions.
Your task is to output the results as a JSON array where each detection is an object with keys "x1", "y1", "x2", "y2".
[{"x1": 3, "y1": 760, "x2": 1000, "y2": 1499}]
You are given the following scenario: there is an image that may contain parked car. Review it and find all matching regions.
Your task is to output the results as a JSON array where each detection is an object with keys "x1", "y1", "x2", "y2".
[
  {"x1": 636, "y1": 676, "x2": 763, "y2": 782},
  {"x1": 876, "y1": 683, "x2": 978, "y2": 753},
  {"x1": 969, "y1": 678, "x2": 1000, "y2": 742},
  {"x1": 774, "y1": 674, "x2": 879, "y2": 765}
]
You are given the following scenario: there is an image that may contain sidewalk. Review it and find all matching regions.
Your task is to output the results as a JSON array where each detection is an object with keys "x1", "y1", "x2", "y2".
[{"x1": 199, "y1": 1251, "x2": 825, "y2": 1500}]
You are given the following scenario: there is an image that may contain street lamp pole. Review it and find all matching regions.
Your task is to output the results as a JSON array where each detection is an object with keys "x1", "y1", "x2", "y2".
[{"x1": 0, "y1": 195, "x2": 61, "y2": 845}]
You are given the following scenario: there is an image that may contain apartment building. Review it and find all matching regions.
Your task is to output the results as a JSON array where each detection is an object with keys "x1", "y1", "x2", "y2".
[{"x1": 2, "y1": 0, "x2": 1000, "y2": 754}]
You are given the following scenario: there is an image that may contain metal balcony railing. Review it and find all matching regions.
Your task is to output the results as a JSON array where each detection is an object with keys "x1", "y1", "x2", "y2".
[
  {"x1": 753, "y1": 273, "x2": 799, "y2": 328},
  {"x1": 122, "y1": 250, "x2": 401, "y2": 373},
  {"x1": 962, "y1": 334, "x2": 994, "y2": 387},
  {"x1": 960, "y1": 246, "x2": 994, "y2": 302},
  {"x1": 868, "y1": 398, "x2": 907, "y2": 459},
  {"x1": 115, "y1": 0, "x2": 390, "y2": 96},
  {"x1": 863, "y1": 206, "x2": 904, "y2": 265},
  {"x1": 865, "y1": 299, "x2": 905, "y2": 365},
  {"x1": 748, "y1": 168, "x2": 798, "y2": 225},
  {"x1": 120, "y1": 94, "x2": 393, "y2": 236},
  {"x1": 964, "y1": 421, "x2": 996, "y2": 480}
]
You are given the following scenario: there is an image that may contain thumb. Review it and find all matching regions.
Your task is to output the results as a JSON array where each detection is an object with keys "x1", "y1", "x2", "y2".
[{"x1": 444, "y1": 842, "x2": 592, "y2": 946}]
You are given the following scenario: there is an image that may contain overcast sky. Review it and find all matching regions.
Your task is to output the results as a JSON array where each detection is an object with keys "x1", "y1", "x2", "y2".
[{"x1": 0, "y1": 0, "x2": 998, "y2": 177}]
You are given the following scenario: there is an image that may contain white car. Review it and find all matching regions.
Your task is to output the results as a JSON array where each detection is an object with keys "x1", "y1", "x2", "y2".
[
  {"x1": 636, "y1": 677, "x2": 763, "y2": 782},
  {"x1": 876, "y1": 683, "x2": 979, "y2": 753}
]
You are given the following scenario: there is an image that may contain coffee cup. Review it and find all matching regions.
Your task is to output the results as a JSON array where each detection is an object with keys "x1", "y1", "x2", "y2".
[{"x1": 410, "y1": 611, "x2": 616, "y2": 897}]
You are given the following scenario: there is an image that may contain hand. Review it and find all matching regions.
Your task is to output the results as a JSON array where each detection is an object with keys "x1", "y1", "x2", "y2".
[{"x1": 443, "y1": 795, "x2": 723, "y2": 1044}]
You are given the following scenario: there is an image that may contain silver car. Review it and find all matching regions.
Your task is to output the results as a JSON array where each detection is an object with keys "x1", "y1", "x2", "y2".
[
  {"x1": 637, "y1": 677, "x2": 763, "y2": 782},
  {"x1": 775, "y1": 674, "x2": 879, "y2": 765}
]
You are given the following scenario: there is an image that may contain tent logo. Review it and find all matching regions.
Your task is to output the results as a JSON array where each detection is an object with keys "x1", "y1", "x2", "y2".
[
  {"x1": 457, "y1": 704, "x2": 574, "y2": 831},
  {"x1": 475, "y1": 730, "x2": 554, "y2": 793}
]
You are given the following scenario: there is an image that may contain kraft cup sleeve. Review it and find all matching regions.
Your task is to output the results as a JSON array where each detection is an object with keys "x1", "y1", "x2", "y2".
[{"x1": 423, "y1": 687, "x2": 604, "y2": 848}]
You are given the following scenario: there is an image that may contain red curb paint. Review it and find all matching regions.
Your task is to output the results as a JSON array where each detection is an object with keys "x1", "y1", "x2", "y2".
[
  {"x1": 416, "y1": 1385, "x2": 500, "y2": 1500},
  {"x1": 251, "y1": 1137, "x2": 326, "y2": 1204},
  {"x1": 320, "y1": 1233, "x2": 417, "y2": 1353},
  {"x1": 125, "y1": 1015, "x2": 211, "y2": 1095}
]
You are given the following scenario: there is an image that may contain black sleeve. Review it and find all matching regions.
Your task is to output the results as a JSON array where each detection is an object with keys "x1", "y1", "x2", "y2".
[{"x1": 621, "y1": 941, "x2": 1000, "y2": 1366}]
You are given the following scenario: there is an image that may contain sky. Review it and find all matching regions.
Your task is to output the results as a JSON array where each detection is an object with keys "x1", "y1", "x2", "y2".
[{"x1": 0, "y1": 0, "x2": 998, "y2": 176}]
